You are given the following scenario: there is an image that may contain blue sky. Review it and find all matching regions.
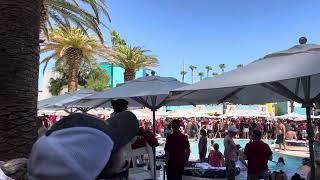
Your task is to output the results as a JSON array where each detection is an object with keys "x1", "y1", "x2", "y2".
[{"x1": 39, "y1": 0, "x2": 320, "y2": 89}]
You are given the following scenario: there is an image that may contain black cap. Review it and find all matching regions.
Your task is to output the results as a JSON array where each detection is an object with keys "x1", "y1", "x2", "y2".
[{"x1": 46, "y1": 112, "x2": 139, "y2": 152}]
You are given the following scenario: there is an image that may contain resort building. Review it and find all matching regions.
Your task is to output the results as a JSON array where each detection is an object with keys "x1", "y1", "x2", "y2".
[{"x1": 99, "y1": 63, "x2": 147, "y2": 88}]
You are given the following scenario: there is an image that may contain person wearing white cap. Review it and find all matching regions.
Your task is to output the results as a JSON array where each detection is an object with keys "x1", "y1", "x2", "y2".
[
  {"x1": 224, "y1": 125, "x2": 239, "y2": 180},
  {"x1": 28, "y1": 111, "x2": 139, "y2": 180}
]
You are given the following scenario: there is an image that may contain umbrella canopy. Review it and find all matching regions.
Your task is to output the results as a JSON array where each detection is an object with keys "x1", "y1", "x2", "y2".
[
  {"x1": 276, "y1": 113, "x2": 320, "y2": 121},
  {"x1": 74, "y1": 76, "x2": 189, "y2": 179},
  {"x1": 172, "y1": 38, "x2": 320, "y2": 180},
  {"x1": 221, "y1": 110, "x2": 270, "y2": 118},
  {"x1": 277, "y1": 112, "x2": 306, "y2": 121},
  {"x1": 78, "y1": 76, "x2": 191, "y2": 109},
  {"x1": 173, "y1": 43, "x2": 320, "y2": 105},
  {"x1": 38, "y1": 89, "x2": 94, "y2": 110}
]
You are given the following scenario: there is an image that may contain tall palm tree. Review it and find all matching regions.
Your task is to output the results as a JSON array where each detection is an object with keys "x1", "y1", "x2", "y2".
[
  {"x1": 41, "y1": 0, "x2": 111, "y2": 42},
  {"x1": 180, "y1": 70, "x2": 187, "y2": 82},
  {"x1": 0, "y1": 0, "x2": 40, "y2": 160},
  {"x1": 219, "y1": 64, "x2": 226, "y2": 73},
  {"x1": 189, "y1": 65, "x2": 197, "y2": 83},
  {"x1": 198, "y1": 72, "x2": 204, "y2": 81},
  {"x1": 205, "y1": 65, "x2": 212, "y2": 77},
  {"x1": 107, "y1": 46, "x2": 158, "y2": 81},
  {"x1": 41, "y1": 27, "x2": 110, "y2": 92},
  {"x1": 237, "y1": 64, "x2": 244, "y2": 68}
]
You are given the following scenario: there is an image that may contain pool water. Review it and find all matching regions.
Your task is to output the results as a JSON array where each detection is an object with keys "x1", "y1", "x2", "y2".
[{"x1": 188, "y1": 139, "x2": 303, "y2": 179}]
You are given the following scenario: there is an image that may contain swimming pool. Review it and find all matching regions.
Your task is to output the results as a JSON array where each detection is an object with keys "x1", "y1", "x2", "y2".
[{"x1": 188, "y1": 139, "x2": 303, "y2": 179}]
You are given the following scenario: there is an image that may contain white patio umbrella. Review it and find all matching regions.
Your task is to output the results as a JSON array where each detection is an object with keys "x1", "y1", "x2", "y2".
[
  {"x1": 172, "y1": 38, "x2": 320, "y2": 179},
  {"x1": 74, "y1": 76, "x2": 190, "y2": 179},
  {"x1": 277, "y1": 113, "x2": 320, "y2": 121},
  {"x1": 37, "y1": 89, "x2": 95, "y2": 111},
  {"x1": 277, "y1": 112, "x2": 306, "y2": 120},
  {"x1": 222, "y1": 110, "x2": 270, "y2": 118}
]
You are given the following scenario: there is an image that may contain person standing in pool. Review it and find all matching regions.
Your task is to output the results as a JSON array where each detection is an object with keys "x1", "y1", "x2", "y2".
[
  {"x1": 165, "y1": 120, "x2": 190, "y2": 180},
  {"x1": 244, "y1": 130, "x2": 272, "y2": 180},
  {"x1": 276, "y1": 119, "x2": 286, "y2": 151},
  {"x1": 198, "y1": 129, "x2": 207, "y2": 162},
  {"x1": 224, "y1": 125, "x2": 238, "y2": 180}
]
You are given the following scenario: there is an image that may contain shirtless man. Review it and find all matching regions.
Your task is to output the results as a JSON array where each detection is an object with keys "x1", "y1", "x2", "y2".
[{"x1": 276, "y1": 119, "x2": 286, "y2": 151}]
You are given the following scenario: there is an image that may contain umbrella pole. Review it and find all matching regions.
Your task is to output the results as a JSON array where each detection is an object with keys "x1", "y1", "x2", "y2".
[
  {"x1": 152, "y1": 109, "x2": 156, "y2": 180},
  {"x1": 306, "y1": 106, "x2": 316, "y2": 180}
]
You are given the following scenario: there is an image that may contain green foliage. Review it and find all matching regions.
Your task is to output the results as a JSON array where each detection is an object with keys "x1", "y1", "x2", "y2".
[
  {"x1": 198, "y1": 72, "x2": 204, "y2": 80},
  {"x1": 107, "y1": 45, "x2": 158, "y2": 72},
  {"x1": 180, "y1": 70, "x2": 187, "y2": 75},
  {"x1": 111, "y1": 31, "x2": 127, "y2": 47},
  {"x1": 212, "y1": 72, "x2": 219, "y2": 76},
  {"x1": 189, "y1": 65, "x2": 197, "y2": 71},
  {"x1": 42, "y1": 0, "x2": 110, "y2": 42},
  {"x1": 219, "y1": 64, "x2": 226, "y2": 73},
  {"x1": 48, "y1": 61, "x2": 109, "y2": 95},
  {"x1": 205, "y1": 65, "x2": 212, "y2": 77},
  {"x1": 85, "y1": 68, "x2": 110, "y2": 91},
  {"x1": 205, "y1": 65, "x2": 212, "y2": 71},
  {"x1": 40, "y1": 27, "x2": 110, "y2": 74},
  {"x1": 48, "y1": 77, "x2": 67, "y2": 96}
]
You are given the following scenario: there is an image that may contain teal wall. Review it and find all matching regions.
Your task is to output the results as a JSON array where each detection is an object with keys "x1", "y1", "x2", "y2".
[
  {"x1": 275, "y1": 102, "x2": 288, "y2": 116},
  {"x1": 294, "y1": 104, "x2": 306, "y2": 115},
  {"x1": 100, "y1": 63, "x2": 146, "y2": 88},
  {"x1": 274, "y1": 102, "x2": 306, "y2": 115}
]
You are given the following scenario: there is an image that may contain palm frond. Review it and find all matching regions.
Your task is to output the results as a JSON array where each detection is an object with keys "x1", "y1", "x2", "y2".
[
  {"x1": 107, "y1": 45, "x2": 158, "y2": 71},
  {"x1": 43, "y1": 0, "x2": 110, "y2": 42},
  {"x1": 48, "y1": 10, "x2": 67, "y2": 27},
  {"x1": 41, "y1": 27, "x2": 111, "y2": 75},
  {"x1": 41, "y1": 53, "x2": 58, "y2": 74}
]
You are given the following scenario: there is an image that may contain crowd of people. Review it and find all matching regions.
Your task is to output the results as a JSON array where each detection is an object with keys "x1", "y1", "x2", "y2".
[
  {"x1": 164, "y1": 119, "x2": 320, "y2": 180},
  {"x1": 151, "y1": 117, "x2": 320, "y2": 142},
  {"x1": 34, "y1": 102, "x2": 320, "y2": 180}
]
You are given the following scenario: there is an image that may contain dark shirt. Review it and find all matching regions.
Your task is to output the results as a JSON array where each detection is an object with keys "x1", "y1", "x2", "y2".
[
  {"x1": 165, "y1": 131, "x2": 190, "y2": 171},
  {"x1": 198, "y1": 136, "x2": 207, "y2": 156},
  {"x1": 244, "y1": 140, "x2": 272, "y2": 174}
]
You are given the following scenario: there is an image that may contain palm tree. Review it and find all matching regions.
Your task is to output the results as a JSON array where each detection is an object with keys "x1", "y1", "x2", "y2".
[
  {"x1": 198, "y1": 72, "x2": 204, "y2": 81},
  {"x1": 107, "y1": 46, "x2": 158, "y2": 81},
  {"x1": 111, "y1": 31, "x2": 126, "y2": 47},
  {"x1": 205, "y1": 65, "x2": 212, "y2": 77},
  {"x1": 180, "y1": 70, "x2": 187, "y2": 82},
  {"x1": 41, "y1": 0, "x2": 110, "y2": 42},
  {"x1": 0, "y1": 0, "x2": 40, "y2": 160},
  {"x1": 219, "y1": 64, "x2": 226, "y2": 73},
  {"x1": 212, "y1": 72, "x2": 219, "y2": 76},
  {"x1": 41, "y1": 27, "x2": 110, "y2": 92},
  {"x1": 237, "y1": 64, "x2": 244, "y2": 68},
  {"x1": 189, "y1": 65, "x2": 197, "y2": 83}
]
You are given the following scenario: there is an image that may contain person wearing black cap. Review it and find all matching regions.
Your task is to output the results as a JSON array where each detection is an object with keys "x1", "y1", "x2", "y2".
[
  {"x1": 165, "y1": 119, "x2": 190, "y2": 180},
  {"x1": 28, "y1": 111, "x2": 139, "y2": 180},
  {"x1": 110, "y1": 99, "x2": 129, "y2": 117}
]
